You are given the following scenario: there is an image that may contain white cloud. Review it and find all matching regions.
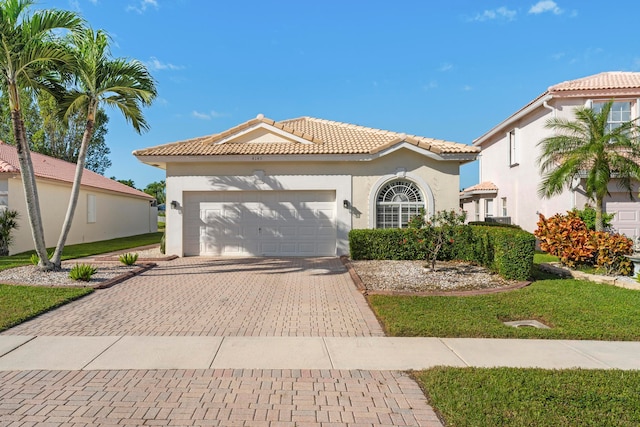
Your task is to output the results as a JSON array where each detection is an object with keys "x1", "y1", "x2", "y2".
[
  {"x1": 462, "y1": 85, "x2": 473, "y2": 91},
  {"x1": 421, "y1": 81, "x2": 438, "y2": 91},
  {"x1": 192, "y1": 110, "x2": 228, "y2": 120},
  {"x1": 529, "y1": 1, "x2": 563, "y2": 15},
  {"x1": 470, "y1": 7, "x2": 516, "y2": 22},
  {"x1": 144, "y1": 57, "x2": 184, "y2": 71},
  {"x1": 552, "y1": 52, "x2": 566, "y2": 60},
  {"x1": 127, "y1": 0, "x2": 158, "y2": 14},
  {"x1": 439, "y1": 63, "x2": 453, "y2": 72}
]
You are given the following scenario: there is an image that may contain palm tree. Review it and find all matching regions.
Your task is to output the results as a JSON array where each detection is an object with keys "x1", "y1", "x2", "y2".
[
  {"x1": 50, "y1": 28, "x2": 156, "y2": 268},
  {"x1": 0, "y1": 0, "x2": 82, "y2": 268},
  {"x1": 537, "y1": 100, "x2": 640, "y2": 231}
]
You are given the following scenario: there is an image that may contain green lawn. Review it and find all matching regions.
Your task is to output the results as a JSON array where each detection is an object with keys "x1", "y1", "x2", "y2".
[
  {"x1": 534, "y1": 251, "x2": 559, "y2": 264},
  {"x1": 368, "y1": 278, "x2": 640, "y2": 340},
  {"x1": 0, "y1": 232, "x2": 162, "y2": 271},
  {"x1": 415, "y1": 367, "x2": 640, "y2": 427},
  {"x1": 0, "y1": 285, "x2": 92, "y2": 332}
]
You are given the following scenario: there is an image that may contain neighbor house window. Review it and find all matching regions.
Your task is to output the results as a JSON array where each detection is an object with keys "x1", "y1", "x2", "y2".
[
  {"x1": 508, "y1": 129, "x2": 518, "y2": 166},
  {"x1": 375, "y1": 179, "x2": 424, "y2": 228},
  {"x1": 474, "y1": 200, "x2": 480, "y2": 221},
  {"x1": 593, "y1": 100, "x2": 632, "y2": 132},
  {"x1": 87, "y1": 194, "x2": 96, "y2": 223},
  {"x1": 501, "y1": 197, "x2": 507, "y2": 217},
  {"x1": 485, "y1": 198, "x2": 494, "y2": 218}
]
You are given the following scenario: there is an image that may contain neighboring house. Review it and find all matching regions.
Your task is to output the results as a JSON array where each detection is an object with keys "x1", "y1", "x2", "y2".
[
  {"x1": 0, "y1": 141, "x2": 156, "y2": 255},
  {"x1": 134, "y1": 115, "x2": 479, "y2": 257},
  {"x1": 461, "y1": 71, "x2": 640, "y2": 237}
]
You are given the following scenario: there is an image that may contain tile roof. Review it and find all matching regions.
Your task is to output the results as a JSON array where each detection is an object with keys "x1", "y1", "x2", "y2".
[
  {"x1": 460, "y1": 181, "x2": 498, "y2": 197},
  {"x1": 133, "y1": 115, "x2": 479, "y2": 158},
  {"x1": 549, "y1": 71, "x2": 640, "y2": 93},
  {"x1": 0, "y1": 141, "x2": 152, "y2": 199}
]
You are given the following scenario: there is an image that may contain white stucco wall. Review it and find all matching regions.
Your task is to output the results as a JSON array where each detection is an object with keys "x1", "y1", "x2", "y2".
[
  {"x1": 162, "y1": 147, "x2": 464, "y2": 256},
  {"x1": 471, "y1": 98, "x2": 601, "y2": 232},
  {"x1": 7, "y1": 176, "x2": 156, "y2": 255}
]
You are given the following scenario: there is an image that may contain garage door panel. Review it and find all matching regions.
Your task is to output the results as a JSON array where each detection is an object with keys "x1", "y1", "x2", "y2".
[
  {"x1": 607, "y1": 199, "x2": 640, "y2": 238},
  {"x1": 184, "y1": 190, "x2": 337, "y2": 256}
]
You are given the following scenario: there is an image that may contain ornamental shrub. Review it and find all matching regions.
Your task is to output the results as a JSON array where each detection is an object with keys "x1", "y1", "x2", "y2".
[
  {"x1": 535, "y1": 212, "x2": 633, "y2": 275},
  {"x1": 118, "y1": 252, "x2": 139, "y2": 266},
  {"x1": 0, "y1": 209, "x2": 19, "y2": 256},
  {"x1": 572, "y1": 204, "x2": 615, "y2": 231},
  {"x1": 69, "y1": 264, "x2": 98, "y2": 281}
]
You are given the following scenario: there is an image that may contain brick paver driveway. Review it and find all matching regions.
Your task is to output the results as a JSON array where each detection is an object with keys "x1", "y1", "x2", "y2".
[
  {"x1": 1, "y1": 257, "x2": 444, "y2": 426},
  {"x1": 3, "y1": 257, "x2": 383, "y2": 337}
]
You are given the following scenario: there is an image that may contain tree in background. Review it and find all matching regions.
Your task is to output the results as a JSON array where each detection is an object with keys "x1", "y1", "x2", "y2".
[
  {"x1": 0, "y1": 91, "x2": 112, "y2": 174},
  {"x1": 0, "y1": 0, "x2": 82, "y2": 269},
  {"x1": 111, "y1": 177, "x2": 137, "y2": 189},
  {"x1": 144, "y1": 180, "x2": 165, "y2": 204},
  {"x1": 538, "y1": 101, "x2": 640, "y2": 232}
]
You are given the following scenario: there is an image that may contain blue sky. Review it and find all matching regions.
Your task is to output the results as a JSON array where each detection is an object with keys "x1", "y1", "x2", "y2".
[{"x1": 43, "y1": 0, "x2": 640, "y2": 190}]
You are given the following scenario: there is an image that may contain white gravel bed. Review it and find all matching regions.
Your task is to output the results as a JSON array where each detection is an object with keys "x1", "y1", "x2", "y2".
[
  {"x1": 351, "y1": 260, "x2": 520, "y2": 292},
  {"x1": 0, "y1": 263, "x2": 139, "y2": 288}
]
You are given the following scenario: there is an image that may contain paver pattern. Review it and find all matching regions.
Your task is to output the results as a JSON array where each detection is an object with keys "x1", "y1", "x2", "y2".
[
  {"x1": 0, "y1": 369, "x2": 442, "y2": 426},
  {"x1": 3, "y1": 257, "x2": 383, "y2": 337}
]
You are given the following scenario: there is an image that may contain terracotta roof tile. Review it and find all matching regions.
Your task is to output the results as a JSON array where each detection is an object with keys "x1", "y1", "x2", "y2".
[
  {"x1": 550, "y1": 71, "x2": 640, "y2": 92},
  {"x1": 461, "y1": 181, "x2": 498, "y2": 194},
  {"x1": 0, "y1": 141, "x2": 152, "y2": 199},
  {"x1": 134, "y1": 116, "x2": 479, "y2": 157}
]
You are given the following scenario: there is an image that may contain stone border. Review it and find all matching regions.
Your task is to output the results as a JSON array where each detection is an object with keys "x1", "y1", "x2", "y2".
[
  {"x1": 93, "y1": 263, "x2": 157, "y2": 290},
  {"x1": 538, "y1": 262, "x2": 640, "y2": 290},
  {"x1": 340, "y1": 256, "x2": 531, "y2": 296}
]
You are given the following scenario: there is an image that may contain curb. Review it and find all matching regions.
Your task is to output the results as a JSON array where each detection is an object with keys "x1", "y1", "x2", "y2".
[
  {"x1": 93, "y1": 263, "x2": 157, "y2": 290},
  {"x1": 538, "y1": 262, "x2": 640, "y2": 290},
  {"x1": 340, "y1": 256, "x2": 531, "y2": 296}
]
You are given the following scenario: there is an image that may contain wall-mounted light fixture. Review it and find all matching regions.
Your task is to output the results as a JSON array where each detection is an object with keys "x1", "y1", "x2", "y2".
[
  {"x1": 170, "y1": 200, "x2": 179, "y2": 209},
  {"x1": 343, "y1": 200, "x2": 350, "y2": 209}
]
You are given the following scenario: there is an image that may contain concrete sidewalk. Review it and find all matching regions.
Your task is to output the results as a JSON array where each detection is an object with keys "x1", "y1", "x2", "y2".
[{"x1": 2, "y1": 335, "x2": 639, "y2": 371}]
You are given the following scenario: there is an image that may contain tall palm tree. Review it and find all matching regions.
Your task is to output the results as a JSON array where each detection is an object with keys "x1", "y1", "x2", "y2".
[
  {"x1": 0, "y1": 0, "x2": 81, "y2": 268},
  {"x1": 50, "y1": 28, "x2": 156, "y2": 267},
  {"x1": 538, "y1": 101, "x2": 640, "y2": 231}
]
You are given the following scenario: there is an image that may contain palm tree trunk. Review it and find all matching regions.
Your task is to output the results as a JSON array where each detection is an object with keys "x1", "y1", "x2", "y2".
[
  {"x1": 51, "y1": 116, "x2": 95, "y2": 268},
  {"x1": 595, "y1": 197, "x2": 604, "y2": 232},
  {"x1": 10, "y1": 110, "x2": 53, "y2": 269}
]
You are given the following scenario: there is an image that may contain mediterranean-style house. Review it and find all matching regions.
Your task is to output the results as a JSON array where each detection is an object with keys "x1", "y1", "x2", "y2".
[
  {"x1": 461, "y1": 71, "x2": 640, "y2": 237},
  {"x1": 0, "y1": 141, "x2": 157, "y2": 255},
  {"x1": 134, "y1": 115, "x2": 479, "y2": 257}
]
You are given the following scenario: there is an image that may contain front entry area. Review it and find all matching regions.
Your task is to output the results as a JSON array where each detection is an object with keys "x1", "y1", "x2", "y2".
[{"x1": 183, "y1": 190, "x2": 337, "y2": 256}]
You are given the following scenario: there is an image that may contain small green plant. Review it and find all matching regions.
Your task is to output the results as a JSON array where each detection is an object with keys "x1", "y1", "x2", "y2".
[
  {"x1": 0, "y1": 209, "x2": 19, "y2": 256},
  {"x1": 160, "y1": 231, "x2": 166, "y2": 254},
  {"x1": 118, "y1": 252, "x2": 138, "y2": 266},
  {"x1": 69, "y1": 264, "x2": 97, "y2": 281},
  {"x1": 573, "y1": 204, "x2": 615, "y2": 231},
  {"x1": 30, "y1": 250, "x2": 54, "y2": 266}
]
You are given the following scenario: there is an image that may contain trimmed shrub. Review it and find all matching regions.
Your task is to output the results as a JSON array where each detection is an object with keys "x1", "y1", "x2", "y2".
[
  {"x1": 467, "y1": 221, "x2": 522, "y2": 229},
  {"x1": 348, "y1": 224, "x2": 535, "y2": 280}
]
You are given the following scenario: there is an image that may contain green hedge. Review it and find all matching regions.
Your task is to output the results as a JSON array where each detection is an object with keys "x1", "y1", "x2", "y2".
[{"x1": 348, "y1": 225, "x2": 535, "y2": 280}]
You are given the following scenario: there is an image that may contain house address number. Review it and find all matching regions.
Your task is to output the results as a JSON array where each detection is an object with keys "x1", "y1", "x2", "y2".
[{"x1": 251, "y1": 156, "x2": 263, "y2": 161}]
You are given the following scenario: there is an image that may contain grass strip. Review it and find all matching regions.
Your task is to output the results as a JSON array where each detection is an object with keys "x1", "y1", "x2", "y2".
[
  {"x1": 0, "y1": 285, "x2": 92, "y2": 332},
  {"x1": 414, "y1": 367, "x2": 640, "y2": 427},
  {"x1": 369, "y1": 278, "x2": 640, "y2": 340}
]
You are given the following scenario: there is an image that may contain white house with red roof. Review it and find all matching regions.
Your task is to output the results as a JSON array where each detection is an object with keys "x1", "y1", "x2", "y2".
[
  {"x1": 134, "y1": 115, "x2": 479, "y2": 257},
  {"x1": 461, "y1": 71, "x2": 640, "y2": 236},
  {"x1": 0, "y1": 142, "x2": 156, "y2": 254}
]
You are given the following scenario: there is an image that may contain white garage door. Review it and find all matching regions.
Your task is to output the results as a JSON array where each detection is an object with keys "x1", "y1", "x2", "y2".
[
  {"x1": 183, "y1": 190, "x2": 337, "y2": 256},
  {"x1": 607, "y1": 201, "x2": 640, "y2": 238}
]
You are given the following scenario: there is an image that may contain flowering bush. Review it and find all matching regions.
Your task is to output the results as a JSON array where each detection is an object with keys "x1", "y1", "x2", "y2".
[{"x1": 408, "y1": 209, "x2": 467, "y2": 270}]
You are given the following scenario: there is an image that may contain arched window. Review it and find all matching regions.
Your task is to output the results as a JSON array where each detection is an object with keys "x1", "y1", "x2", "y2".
[{"x1": 375, "y1": 179, "x2": 424, "y2": 228}]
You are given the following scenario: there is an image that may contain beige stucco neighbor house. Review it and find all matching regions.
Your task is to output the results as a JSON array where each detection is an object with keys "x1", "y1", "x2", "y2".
[
  {"x1": 134, "y1": 115, "x2": 479, "y2": 257},
  {"x1": 461, "y1": 71, "x2": 640, "y2": 236},
  {"x1": 0, "y1": 141, "x2": 157, "y2": 255}
]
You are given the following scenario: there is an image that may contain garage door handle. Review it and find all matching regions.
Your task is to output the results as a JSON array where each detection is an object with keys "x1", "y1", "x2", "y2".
[{"x1": 258, "y1": 227, "x2": 262, "y2": 234}]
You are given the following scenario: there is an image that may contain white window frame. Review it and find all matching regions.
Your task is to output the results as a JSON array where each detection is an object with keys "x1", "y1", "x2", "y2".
[
  {"x1": 87, "y1": 194, "x2": 96, "y2": 223},
  {"x1": 508, "y1": 129, "x2": 518, "y2": 166},
  {"x1": 474, "y1": 200, "x2": 480, "y2": 221},
  {"x1": 501, "y1": 197, "x2": 507, "y2": 217},
  {"x1": 375, "y1": 179, "x2": 424, "y2": 229},
  {"x1": 592, "y1": 100, "x2": 634, "y2": 133},
  {"x1": 485, "y1": 198, "x2": 494, "y2": 218}
]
